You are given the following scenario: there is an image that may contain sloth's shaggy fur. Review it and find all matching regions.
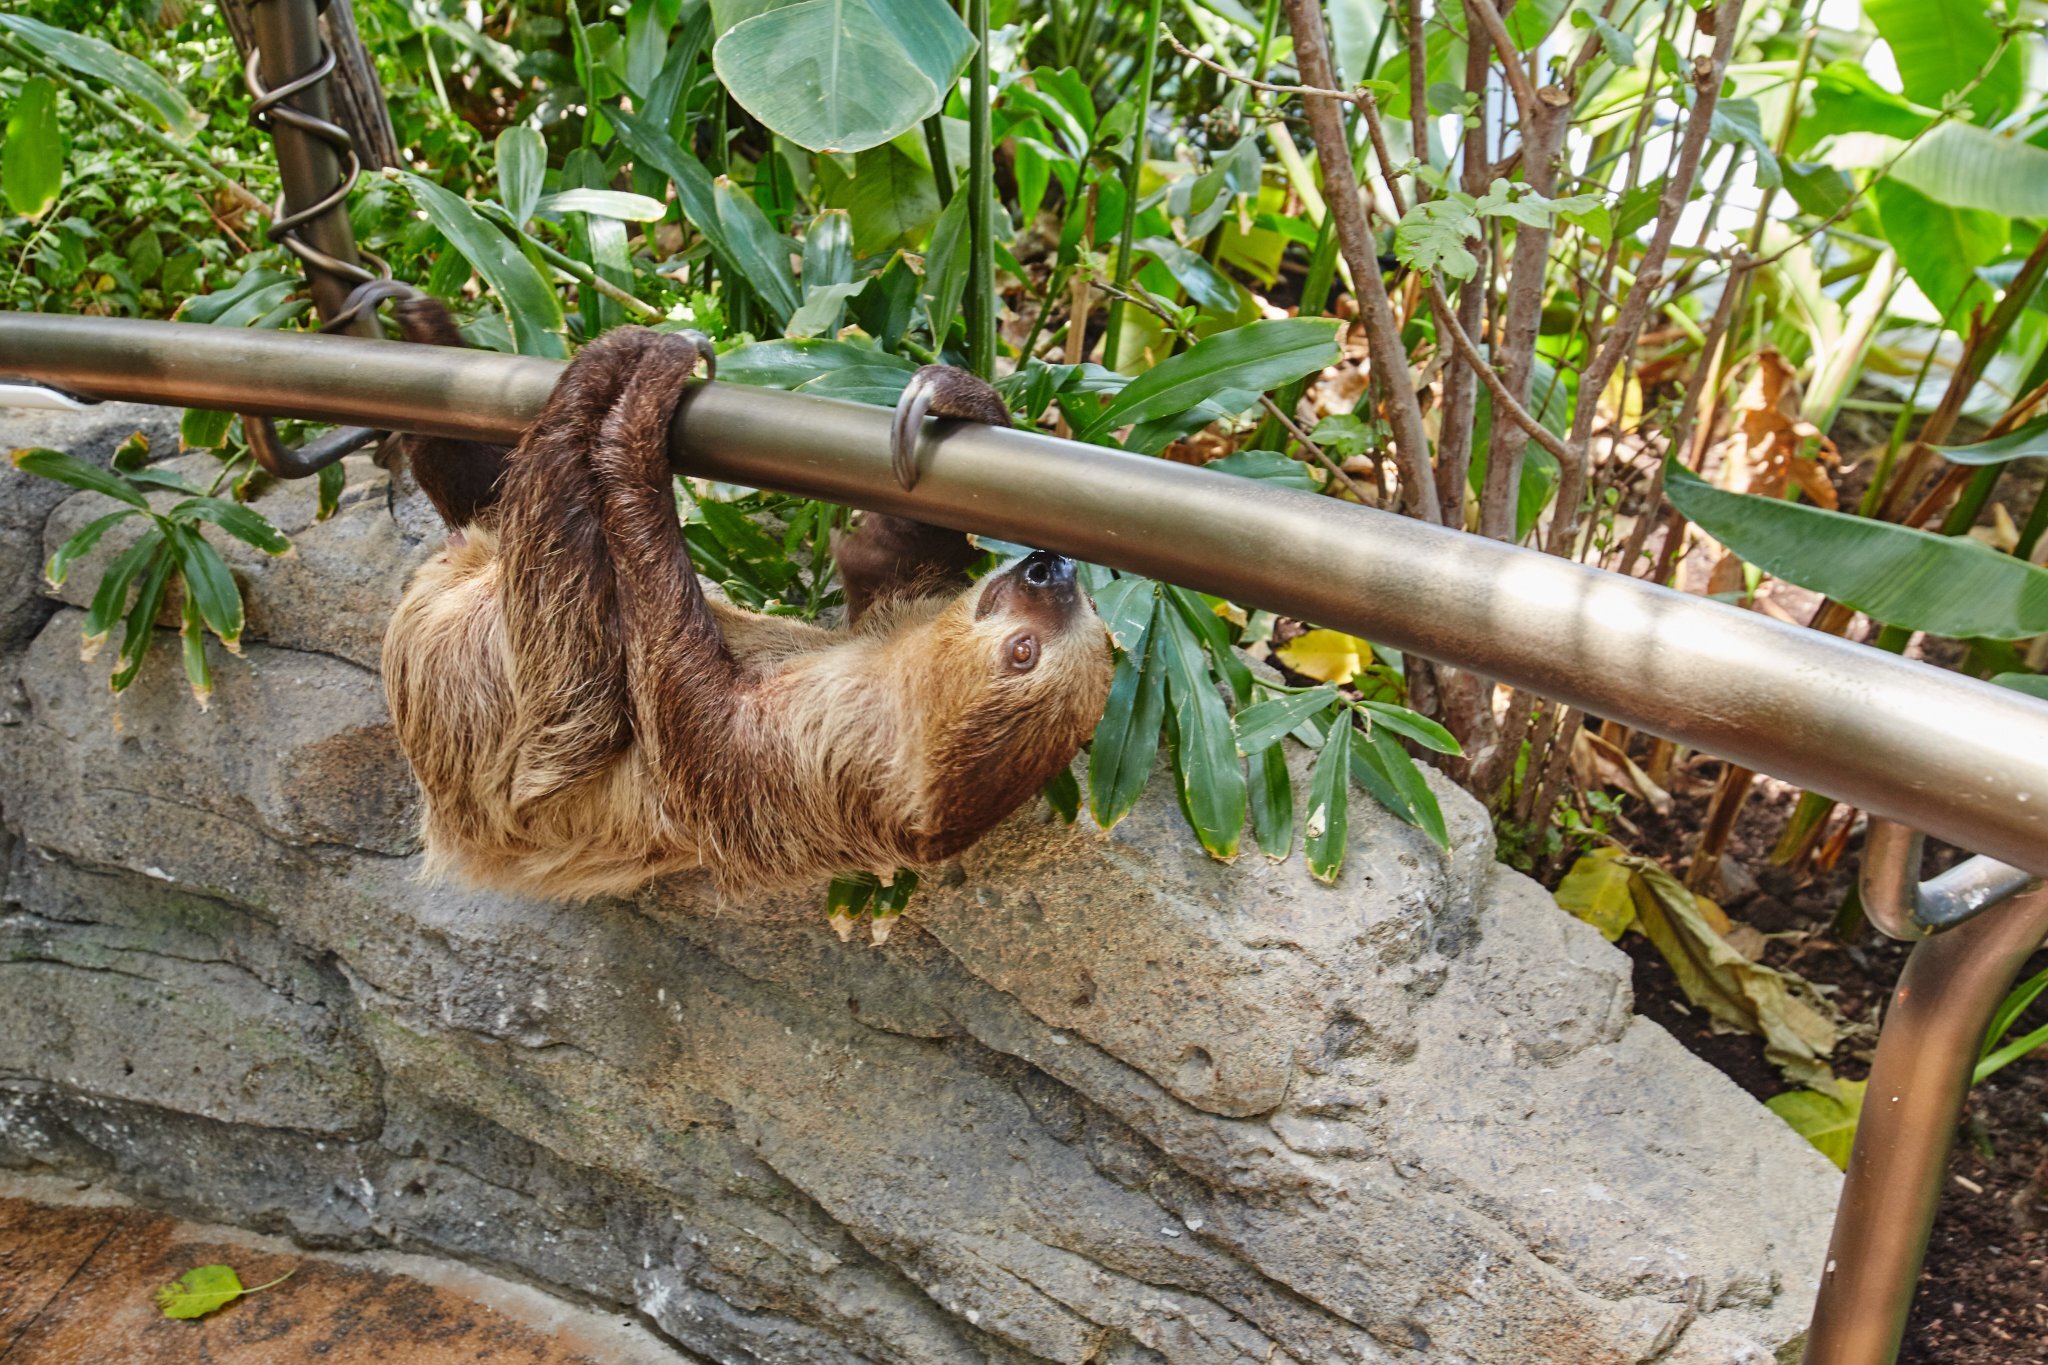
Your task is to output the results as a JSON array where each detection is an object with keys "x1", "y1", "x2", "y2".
[{"x1": 382, "y1": 324, "x2": 1111, "y2": 899}]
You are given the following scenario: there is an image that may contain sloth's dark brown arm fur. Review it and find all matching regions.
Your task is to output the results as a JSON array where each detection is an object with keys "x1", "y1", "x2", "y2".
[{"x1": 389, "y1": 298, "x2": 513, "y2": 530}]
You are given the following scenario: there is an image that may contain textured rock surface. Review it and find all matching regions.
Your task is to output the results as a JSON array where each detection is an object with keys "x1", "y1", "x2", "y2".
[{"x1": 0, "y1": 404, "x2": 1840, "y2": 1363}]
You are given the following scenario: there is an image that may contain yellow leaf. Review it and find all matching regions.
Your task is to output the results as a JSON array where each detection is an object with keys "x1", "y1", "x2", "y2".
[
  {"x1": 1766, "y1": 1080, "x2": 1866, "y2": 1169},
  {"x1": 1554, "y1": 848, "x2": 1637, "y2": 941},
  {"x1": 1275, "y1": 629, "x2": 1371, "y2": 684}
]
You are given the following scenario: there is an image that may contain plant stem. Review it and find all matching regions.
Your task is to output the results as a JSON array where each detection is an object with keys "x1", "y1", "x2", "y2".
[
  {"x1": 965, "y1": 0, "x2": 997, "y2": 379},
  {"x1": 1100, "y1": 0, "x2": 1165, "y2": 370},
  {"x1": 923, "y1": 113, "x2": 955, "y2": 206}
]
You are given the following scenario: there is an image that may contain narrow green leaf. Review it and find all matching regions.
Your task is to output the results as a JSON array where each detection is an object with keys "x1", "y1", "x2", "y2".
[
  {"x1": 713, "y1": 176, "x2": 800, "y2": 325},
  {"x1": 1250, "y1": 743, "x2": 1295, "y2": 860},
  {"x1": 540, "y1": 188, "x2": 669, "y2": 221},
  {"x1": 1088, "y1": 638, "x2": 1167, "y2": 829},
  {"x1": 392, "y1": 171, "x2": 567, "y2": 358},
  {"x1": 11, "y1": 448, "x2": 149, "y2": 509},
  {"x1": 1354, "y1": 724, "x2": 1450, "y2": 848},
  {"x1": 168, "y1": 498, "x2": 292, "y2": 555},
  {"x1": 316, "y1": 462, "x2": 345, "y2": 521},
  {"x1": 1664, "y1": 458, "x2": 2048, "y2": 640},
  {"x1": 496, "y1": 126, "x2": 547, "y2": 228},
  {"x1": 1931, "y1": 414, "x2": 2048, "y2": 466},
  {"x1": 1041, "y1": 765, "x2": 1081, "y2": 823},
  {"x1": 45, "y1": 509, "x2": 137, "y2": 587},
  {"x1": 1205, "y1": 448, "x2": 1319, "y2": 491},
  {"x1": 165, "y1": 523, "x2": 244, "y2": 648},
  {"x1": 1235, "y1": 685, "x2": 1339, "y2": 755},
  {"x1": 1081, "y1": 319, "x2": 1343, "y2": 441},
  {"x1": 127, "y1": 468, "x2": 203, "y2": 496},
  {"x1": 178, "y1": 591, "x2": 212, "y2": 711},
  {"x1": 1357, "y1": 700, "x2": 1462, "y2": 755},
  {"x1": 1166, "y1": 586, "x2": 1252, "y2": 704},
  {"x1": 82, "y1": 526, "x2": 166, "y2": 654},
  {"x1": 826, "y1": 871, "x2": 879, "y2": 917},
  {"x1": 2, "y1": 77, "x2": 61, "y2": 220},
  {"x1": 1305, "y1": 711, "x2": 1353, "y2": 882},
  {"x1": 0, "y1": 14, "x2": 199, "y2": 140},
  {"x1": 1157, "y1": 606, "x2": 1245, "y2": 859},
  {"x1": 110, "y1": 538, "x2": 175, "y2": 692}
]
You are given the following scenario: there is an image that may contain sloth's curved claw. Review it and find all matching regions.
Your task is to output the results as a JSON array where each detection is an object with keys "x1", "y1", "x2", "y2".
[
  {"x1": 673, "y1": 330, "x2": 717, "y2": 382},
  {"x1": 891, "y1": 369, "x2": 940, "y2": 492}
]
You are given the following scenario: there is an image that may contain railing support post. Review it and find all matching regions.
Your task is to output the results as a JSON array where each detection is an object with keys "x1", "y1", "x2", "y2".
[{"x1": 1805, "y1": 883, "x2": 2048, "y2": 1363}]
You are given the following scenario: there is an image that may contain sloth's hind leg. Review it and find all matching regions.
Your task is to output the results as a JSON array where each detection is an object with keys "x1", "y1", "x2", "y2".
[{"x1": 836, "y1": 365, "x2": 1012, "y2": 624}]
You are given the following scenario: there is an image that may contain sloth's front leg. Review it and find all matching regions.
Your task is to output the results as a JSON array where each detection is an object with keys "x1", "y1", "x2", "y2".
[{"x1": 836, "y1": 365, "x2": 1013, "y2": 624}]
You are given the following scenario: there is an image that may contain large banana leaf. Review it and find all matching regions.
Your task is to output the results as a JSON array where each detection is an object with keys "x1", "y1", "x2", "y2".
[
  {"x1": 1665, "y1": 459, "x2": 2048, "y2": 640},
  {"x1": 1893, "y1": 122, "x2": 2048, "y2": 221}
]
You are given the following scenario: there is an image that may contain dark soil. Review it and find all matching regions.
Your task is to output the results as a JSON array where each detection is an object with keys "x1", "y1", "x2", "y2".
[{"x1": 1611, "y1": 754, "x2": 2048, "y2": 1363}]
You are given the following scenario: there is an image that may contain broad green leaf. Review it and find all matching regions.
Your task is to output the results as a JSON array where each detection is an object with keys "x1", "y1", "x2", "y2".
[
  {"x1": 496, "y1": 126, "x2": 547, "y2": 227},
  {"x1": 169, "y1": 498, "x2": 292, "y2": 555},
  {"x1": 154, "y1": 1264, "x2": 244, "y2": 1320},
  {"x1": 44, "y1": 509, "x2": 137, "y2": 587},
  {"x1": 1931, "y1": 414, "x2": 2048, "y2": 465},
  {"x1": 181, "y1": 408, "x2": 235, "y2": 450},
  {"x1": 715, "y1": 338, "x2": 916, "y2": 388},
  {"x1": 317, "y1": 461, "x2": 344, "y2": 522},
  {"x1": 791, "y1": 364, "x2": 913, "y2": 405},
  {"x1": 82, "y1": 526, "x2": 165, "y2": 654},
  {"x1": 11, "y1": 448, "x2": 149, "y2": 510},
  {"x1": 165, "y1": 523, "x2": 243, "y2": 649},
  {"x1": 711, "y1": 0, "x2": 974, "y2": 154},
  {"x1": 1554, "y1": 848, "x2": 1638, "y2": 941},
  {"x1": 1158, "y1": 607, "x2": 1245, "y2": 860},
  {"x1": 1041, "y1": 765, "x2": 1081, "y2": 823},
  {"x1": 1088, "y1": 636, "x2": 1167, "y2": 829},
  {"x1": 1235, "y1": 686, "x2": 1338, "y2": 755},
  {"x1": 1664, "y1": 458, "x2": 2048, "y2": 640},
  {"x1": 1707, "y1": 97, "x2": 1782, "y2": 189},
  {"x1": 1505, "y1": 0, "x2": 1567, "y2": 49},
  {"x1": 0, "y1": 15, "x2": 199, "y2": 141},
  {"x1": 920, "y1": 190, "x2": 971, "y2": 347},
  {"x1": 713, "y1": 175, "x2": 801, "y2": 325},
  {"x1": 1136, "y1": 236, "x2": 1252, "y2": 318},
  {"x1": 1250, "y1": 742, "x2": 1294, "y2": 859},
  {"x1": 1991, "y1": 672, "x2": 2048, "y2": 700},
  {"x1": 1081, "y1": 319, "x2": 1342, "y2": 441},
  {"x1": 821, "y1": 144, "x2": 941, "y2": 256},
  {"x1": 785, "y1": 282, "x2": 866, "y2": 340},
  {"x1": 1892, "y1": 123, "x2": 2048, "y2": 222},
  {"x1": 1781, "y1": 161, "x2": 1852, "y2": 219},
  {"x1": 1864, "y1": 0, "x2": 2021, "y2": 120},
  {"x1": 111, "y1": 536, "x2": 175, "y2": 692},
  {"x1": 178, "y1": 591, "x2": 211, "y2": 711},
  {"x1": 826, "y1": 871, "x2": 878, "y2": 919},
  {"x1": 1205, "y1": 449, "x2": 1319, "y2": 491},
  {"x1": 393, "y1": 172, "x2": 566, "y2": 358},
  {"x1": 539, "y1": 188, "x2": 670, "y2": 220},
  {"x1": 3, "y1": 77, "x2": 61, "y2": 220},
  {"x1": 178, "y1": 268, "x2": 298, "y2": 326},
  {"x1": 1395, "y1": 197, "x2": 1482, "y2": 281},
  {"x1": 1871, "y1": 178, "x2": 2002, "y2": 322},
  {"x1": 1802, "y1": 62, "x2": 1933, "y2": 146},
  {"x1": 1329, "y1": 0, "x2": 1389, "y2": 85},
  {"x1": 1305, "y1": 710, "x2": 1352, "y2": 883},
  {"x1": 872, "y1": 867, "x2": 920, "y2": 915},
  {"x1": 1766, "y1": 1082, "x2": 1865, "y2": 1170},
  {"x1": 1359, "y1": 700, "x2": 1461, "y2": 755}
]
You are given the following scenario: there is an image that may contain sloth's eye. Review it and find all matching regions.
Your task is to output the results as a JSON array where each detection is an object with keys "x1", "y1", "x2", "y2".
[{"x1": 1006, "y1": 634, "x2": 1038, "y2": 672}]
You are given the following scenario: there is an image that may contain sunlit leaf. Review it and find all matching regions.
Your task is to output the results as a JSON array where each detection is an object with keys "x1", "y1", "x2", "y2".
[
  {"x1": 2, "y1": 77, "x2": 61, "y2": 220},
  {"x1": 1864, "y1": 0, "x2": 2021, "y2": 120},
  {"x1": 496, "y1": 126, "x2": 547, "y2": 228},
  {"x1": 1554, "y1": 847, "x2": 1638, "y2": 941},
  {"x1": 1766, "y1": 1082, "x2": 1865, "y2": 1170},
  {"x1": 538, "y1": 188, "x2": 669, "y2": 221},
  {"x1": 1274, "y1": 628, "x2": 1371, "y2": 684},
  {"x1": 0, "y1": 14, "x2": 200, "y2": 140}
]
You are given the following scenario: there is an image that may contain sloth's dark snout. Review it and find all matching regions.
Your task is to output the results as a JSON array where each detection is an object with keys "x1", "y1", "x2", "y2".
[{"x1": 1019, "y1": 550, "x2": 1075, "y2": 590}]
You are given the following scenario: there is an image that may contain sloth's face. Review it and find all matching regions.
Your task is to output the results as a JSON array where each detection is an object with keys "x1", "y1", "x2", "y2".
[
  {"x1": 971, "y1": 550, "x2": 1099, "y2": 681},
  {"x1": 907, "y1": 552, "x2": 1113, "y2": 855}
]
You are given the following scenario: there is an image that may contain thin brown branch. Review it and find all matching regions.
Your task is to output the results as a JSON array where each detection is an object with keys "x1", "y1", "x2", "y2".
[
  {"x1": 1550, "y1": 0, "x2": 1744, "y2": 556},
  {"x1": 1427, "y1": 280, "x2": 1574, "y2": 465},
  {"x1": 1462, "y1": 0, "x2": 1540, "y2": 121},
  {"x1": 1402, "y1": 0, "x2": 1431, "y2": 172},
  {"x1": 1282, "y1": 0, "x2": 1441, "y2": 523},
  {"x1": 1162, "y1": 27, "x2": 1356, "y2": 103}
]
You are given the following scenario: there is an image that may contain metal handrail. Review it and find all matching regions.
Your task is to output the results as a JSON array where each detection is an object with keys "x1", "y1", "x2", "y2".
[
  {"x1": 1860, "y1": 818, "x2": 2039, "y2": 941},
  {"x1": 3, "y1": 311, "x2": 2047, "y2": 882}
]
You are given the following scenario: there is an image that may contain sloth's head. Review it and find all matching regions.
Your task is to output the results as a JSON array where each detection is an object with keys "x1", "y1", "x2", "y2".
[{"x1": 904, "y1": 550, "x2": 1113, "y2": 858}]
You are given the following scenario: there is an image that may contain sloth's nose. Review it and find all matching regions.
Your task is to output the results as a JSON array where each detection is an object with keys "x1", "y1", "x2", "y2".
[{"x1": 1018, "y1": 550, "x2": 1075, "y2": 590}]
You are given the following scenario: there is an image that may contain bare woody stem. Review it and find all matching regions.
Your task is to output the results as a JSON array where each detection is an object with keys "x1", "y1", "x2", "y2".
[
  {"x1": 1548, "y1": 0, "x2": 1744, "y2": 556},
  {"x1": 1282, "y1": 0, "x2": 1441, "y2": 524}
]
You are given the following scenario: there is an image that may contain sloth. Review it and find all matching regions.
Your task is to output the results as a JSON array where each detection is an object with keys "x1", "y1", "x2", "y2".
[{"x1": 381, "y1": 307, "x2": 1112, "y2": 901}]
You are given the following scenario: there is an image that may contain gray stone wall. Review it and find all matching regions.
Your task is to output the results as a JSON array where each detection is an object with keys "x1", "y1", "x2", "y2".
[{"x1": 0, "y1": 402, "x2": 1839, "y2": 1363}]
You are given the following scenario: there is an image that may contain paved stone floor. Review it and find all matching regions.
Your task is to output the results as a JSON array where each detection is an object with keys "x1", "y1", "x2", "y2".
[{"x1": 0, "y1": 1177, "x2": 673, "y2": 1364}]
